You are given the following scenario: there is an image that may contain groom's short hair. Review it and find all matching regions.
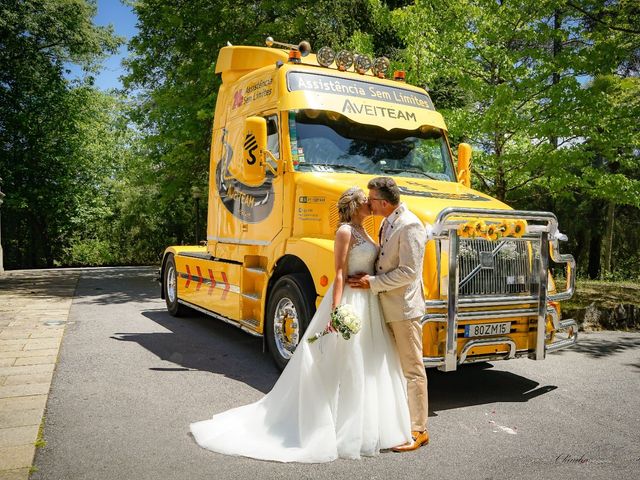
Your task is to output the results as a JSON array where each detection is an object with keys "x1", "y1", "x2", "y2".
[{"x1": 368, "y1": 177, "x2": 400, "y2": 205}]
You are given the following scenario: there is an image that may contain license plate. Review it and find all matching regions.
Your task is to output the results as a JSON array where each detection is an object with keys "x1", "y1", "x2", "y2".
[{"x1": 464, "y1": 322, "x2": 511, "y2": 337}]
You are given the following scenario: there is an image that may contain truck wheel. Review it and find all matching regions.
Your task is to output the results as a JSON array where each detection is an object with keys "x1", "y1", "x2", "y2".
[
  {"x1": 266, "y1": 275, "x2": 316, "y2": 370},
  {"x1": 164, "y1": 254, "x2": 188, "y2": 316}
]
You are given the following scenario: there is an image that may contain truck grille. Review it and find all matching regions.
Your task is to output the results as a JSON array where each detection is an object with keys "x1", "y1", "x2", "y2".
[{"x1": 458, "y1": 239, "x2": 539, "y2": 296}]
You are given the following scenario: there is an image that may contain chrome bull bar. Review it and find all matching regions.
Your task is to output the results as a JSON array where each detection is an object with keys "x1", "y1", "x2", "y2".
[{"x1": 421, "y1": 207, "x2": 577, "y2": 371}]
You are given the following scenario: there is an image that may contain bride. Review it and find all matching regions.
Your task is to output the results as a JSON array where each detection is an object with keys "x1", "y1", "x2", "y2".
[{"x1": 190, "y1": 187, "x2": 412, "y2": 462}]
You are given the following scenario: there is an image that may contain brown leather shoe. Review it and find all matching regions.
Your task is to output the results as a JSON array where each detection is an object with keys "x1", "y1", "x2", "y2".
[{"x1": 391, "y1": 431, "x2": 429, "y2": 452}]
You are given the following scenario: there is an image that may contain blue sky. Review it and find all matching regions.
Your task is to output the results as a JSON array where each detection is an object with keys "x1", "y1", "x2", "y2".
[{"x1": 66, "y1": 0, "x2": 138, "y2": 90}]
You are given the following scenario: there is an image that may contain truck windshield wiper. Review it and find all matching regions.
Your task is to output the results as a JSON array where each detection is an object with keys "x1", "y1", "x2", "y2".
[
  {"x1": 380, "y1": 167, "x2": 437, "y2": 180},
  {"x1": 321, "y1": 164, "x2": 365, "y2": 174}
]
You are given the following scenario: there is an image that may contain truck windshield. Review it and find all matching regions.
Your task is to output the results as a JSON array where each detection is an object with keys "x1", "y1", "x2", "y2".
[{"x1": 289, "y1": 109, "x2": 455, "y2": 181}]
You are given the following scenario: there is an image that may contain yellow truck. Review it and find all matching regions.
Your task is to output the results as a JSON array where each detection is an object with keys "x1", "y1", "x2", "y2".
[{"x1": 160, "y1": 39, "x2": 577, "y2": 370}]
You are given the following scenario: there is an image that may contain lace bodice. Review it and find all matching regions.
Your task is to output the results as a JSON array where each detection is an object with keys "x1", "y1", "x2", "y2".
[{"x1": 340, "y1": 224, "x2": 378, "y2": 276}]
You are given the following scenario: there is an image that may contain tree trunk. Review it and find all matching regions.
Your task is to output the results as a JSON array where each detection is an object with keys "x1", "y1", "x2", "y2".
[
  {"x1": 588, "y1": 230, "x2": 601, "y2": 279},
  {"x1": 602, "y1": 201, "x2": 615, "y2": 275}
]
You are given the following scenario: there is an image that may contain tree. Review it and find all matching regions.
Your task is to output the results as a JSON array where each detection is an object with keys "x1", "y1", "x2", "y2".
[
  {"x1": 0, "y1": 0, "x2": 121, "y2": 267},
  {"x1": 123, "y1": 0, "x2": 398, "y2": 252},
  {"x1": 392, "y1": 0, "x2": 639, "y2": 279}
]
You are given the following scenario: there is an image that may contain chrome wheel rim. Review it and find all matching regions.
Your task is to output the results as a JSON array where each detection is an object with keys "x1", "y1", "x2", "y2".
[
  {"x1": 273, "y1": 298, "x2": 299, "y2": 360},
  {"x1": 167, "y1": 265, "x2": 177, "y2": 304}
]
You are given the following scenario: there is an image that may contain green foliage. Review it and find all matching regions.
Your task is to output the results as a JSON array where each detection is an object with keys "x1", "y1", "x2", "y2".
[
  {"x1": 0, "y1": 0, "x2": 637, "y2": 281},
  {"x1": 0, "y1": 0, "x2": 122, "y2": 268},
  {"x1": 120, "y1": 0, "x2": 398, "y2": 260},
  {"x1": 391, "y1": 0, "x2": 639, "y2": 279}
]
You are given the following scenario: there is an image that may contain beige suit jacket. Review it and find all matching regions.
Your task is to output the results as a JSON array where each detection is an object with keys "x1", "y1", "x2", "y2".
[{"x1": 369, "y1": 204, "x2": 426, "y2": 323}]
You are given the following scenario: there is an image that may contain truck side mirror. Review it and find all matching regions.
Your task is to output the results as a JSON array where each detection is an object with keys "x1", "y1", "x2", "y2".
[
  {"x1": 457, "y1": 143, "x2": 472, "y2": 188},
  {"x1": 235, "y1": 116, "x2": 269, "y2": 186}
]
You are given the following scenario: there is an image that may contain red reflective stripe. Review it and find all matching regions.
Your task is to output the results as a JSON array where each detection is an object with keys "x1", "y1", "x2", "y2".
[
  {"x1": 220, "y1": 272, "x2": 230, "y2": 300},
  {"x1": 185, "y1": 265, "x2": 192, "y2": 289},
  {"x1": 196, "y1": 266, "x2": 203, "y2": 290}
]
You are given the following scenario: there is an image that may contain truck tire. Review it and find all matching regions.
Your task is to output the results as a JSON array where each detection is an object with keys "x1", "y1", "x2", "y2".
[
  {"x1": 266, "y1": 274, "x2": 316, "y2": 370},
  {"x1": 164, "y1": 254, "x2": 189, "y2": 316}
]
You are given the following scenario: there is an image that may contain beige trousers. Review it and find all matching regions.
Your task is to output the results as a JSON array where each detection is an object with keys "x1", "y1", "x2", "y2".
[{"x1": 388, "y1": 318, "x2": 428, "y2": 432}]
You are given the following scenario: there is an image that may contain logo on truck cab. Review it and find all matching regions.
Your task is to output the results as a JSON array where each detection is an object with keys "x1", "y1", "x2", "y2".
[{"x1": 216, "y1": 129, "x2": 274, "y2": 223}]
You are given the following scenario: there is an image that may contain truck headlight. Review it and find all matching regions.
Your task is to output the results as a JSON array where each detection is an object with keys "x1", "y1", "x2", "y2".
[
  {"x1": 354, "y1": 54, "x2": 372, "y2": 74},
  {"x1": 372, "y1": 57, "x2": 390, "y2": 78},
  {"x1": 317, "y1": 46, "x2": 335, "y2": 67},
  {"x1": 335, "y1": 50, "x2": 354, "y2": 71}
]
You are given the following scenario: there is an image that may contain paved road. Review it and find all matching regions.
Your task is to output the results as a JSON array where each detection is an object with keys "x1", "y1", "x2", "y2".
[{"x1": 32, "y1": 267, "x2": 640, "y2": 480}]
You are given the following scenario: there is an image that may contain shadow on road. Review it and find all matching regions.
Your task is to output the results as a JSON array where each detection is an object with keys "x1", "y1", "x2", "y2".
[
  {"x1": 111, "y1": 309, "x2": 280, "y2": 394},
  {"x1": 558, "y1": 334, "x2": 640, "y2": 359},
  {"x1": 428, "y1": 363, "x2": 557, "y2": 416},
  {"x1": 112, "y1": 308, "x2": 558, "y2": 413},
  {"x1": 0, "y1": 269, "x2": 79, "y2": 297},
  {"x1": 73, "y1": 267, "x2": 160, "y2": 305}
]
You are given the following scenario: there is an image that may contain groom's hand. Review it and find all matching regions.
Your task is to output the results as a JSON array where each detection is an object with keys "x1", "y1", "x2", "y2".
[{"x1": 348, "y1": 273, "x2": 371, "y2": 289}]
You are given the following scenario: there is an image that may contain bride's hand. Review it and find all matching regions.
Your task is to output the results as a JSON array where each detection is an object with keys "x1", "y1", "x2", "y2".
[
  {"x1": 348, "y1": 273, "x2": 371, "y2": 289},
  {"x1": 327, "y1": 310, "x2": 336, "y2": 332}
]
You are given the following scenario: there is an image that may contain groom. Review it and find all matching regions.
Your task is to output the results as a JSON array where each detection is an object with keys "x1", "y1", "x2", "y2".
[{"x1": 348, "y1": 176, "x2": 429, "y2": 451}]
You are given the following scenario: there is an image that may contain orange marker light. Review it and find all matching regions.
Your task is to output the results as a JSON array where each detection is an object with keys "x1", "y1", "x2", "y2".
[
  {"x1": 393, "y1": 70, "x2": 406, "y2": 81},
  {"x1": 320, "y1": 275, "x2": 329, "y2": 287},
  {"x1": 288, "y1": 49, "x2": 302, "y2": 63}
]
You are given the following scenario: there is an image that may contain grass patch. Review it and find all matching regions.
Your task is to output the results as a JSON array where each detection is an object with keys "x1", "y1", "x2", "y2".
[
  {"x1": 34, "y1": 416, "x2": 46, "y2": 449},
  {"x1": 565, "y1": 279, "x2": 640, "y2": 310}
]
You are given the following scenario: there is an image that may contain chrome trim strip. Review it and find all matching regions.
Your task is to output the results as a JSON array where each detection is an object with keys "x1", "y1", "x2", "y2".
[
  {"x1": 246, "y1": 267, "x2": 267, "y2": 274},
  {"x1": 433, "y1": 207, "x2": 559, "y2": 229},
  {"x1": 177, "y1": 299, "x2": 262, "y2": 337},
  {"x1": 459, "y1": 337, "x2": 516, "y2": 364},
  {"x1": 546, "y1": 319, "x2": 578, "y2": 353},
  {"x1": 548, "y1": 240, "x2": 576, "y2": 301},
  {"x1": 178, "y1": 251, "x2": 215, "y2": 260},
  {"x1": 423, "y1": 350, "x2": 530, "y2": 368},
  {"x1": 444, "y1": 232, "x2": 459, "y2": 372},
  {"x1": 207, "y1": 235, "x2": 271, "y2": 246},
  {"x1": 242, "y1": 293, "x2": 260, "y2": 300},
  {"x1": 422, "y1": 307, "x2": 539, "y2": 323},
  {"x1": 426, "y1": 296, "x2": 540, "y2": 308},
  {"x1": 547, "y1": 304, "x2": 559, "y2": 330},
  {"x1": 535, "y1": 231, "x2": 549, "y2": 361},
  {"x1": 423, "y1": 303, "x2": 566, "y2": 323},
  {"x1": 178, "y1": 273, "x2": 241, "y2": 294},
  {"x1": 421, "y1": 314, "x2": 446, "y2": 324},
  {"x1": 423, "y1": 356, "x2": 445, "y2": 367}
]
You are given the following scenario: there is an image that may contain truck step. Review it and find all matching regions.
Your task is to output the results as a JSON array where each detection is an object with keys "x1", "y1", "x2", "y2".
[{"x1": 241, "y1": 318, "x2": 259, "y2": 328}]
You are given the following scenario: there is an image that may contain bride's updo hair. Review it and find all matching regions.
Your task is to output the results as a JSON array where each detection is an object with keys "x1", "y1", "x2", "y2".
[{"x1": 337, "y1": 187, "x2": 367, "y2": 224}]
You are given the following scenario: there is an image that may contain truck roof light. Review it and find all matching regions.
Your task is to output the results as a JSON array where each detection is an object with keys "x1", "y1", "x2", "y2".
[
  {"x1": 393, "y1": 70, "x2": 406, "y2": 81},
  {"x1": 372, "y1": 57, "x2": 390, "y2": 78},
  {"x1": 335, "y1": 50, "x2": 354, "y2": 71},
  {"x1": 317, "y1": 46, "x2": 336, "y2": 67},
  {"x1": 354, "y1": 54, "x2": 372, "y2": 74}
]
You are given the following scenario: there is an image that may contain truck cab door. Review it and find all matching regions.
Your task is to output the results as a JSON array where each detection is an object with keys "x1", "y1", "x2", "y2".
[{"x1": 214, "y1": 113, "x2": 283, "y2": 248}]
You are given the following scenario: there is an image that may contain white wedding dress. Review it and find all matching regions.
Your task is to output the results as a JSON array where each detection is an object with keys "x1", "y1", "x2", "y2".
[{"x1": 190, "y1": 226, "x2": 412, "y2": 462}]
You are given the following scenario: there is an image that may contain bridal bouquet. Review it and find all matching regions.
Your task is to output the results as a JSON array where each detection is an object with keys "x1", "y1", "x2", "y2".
[{"x1": 308, "y1": 304, "x2": 361, "y2": 343}]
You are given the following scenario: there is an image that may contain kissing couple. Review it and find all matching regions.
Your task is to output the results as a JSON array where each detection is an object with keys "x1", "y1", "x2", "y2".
[{"x1": 190, "y1": 177, "x2": 429, "y2": 462}]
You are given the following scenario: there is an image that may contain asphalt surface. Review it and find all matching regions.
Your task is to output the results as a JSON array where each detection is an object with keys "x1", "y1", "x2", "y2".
[{"x1": 32, "y1": 267, "x2": 640, "y2": 480}]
